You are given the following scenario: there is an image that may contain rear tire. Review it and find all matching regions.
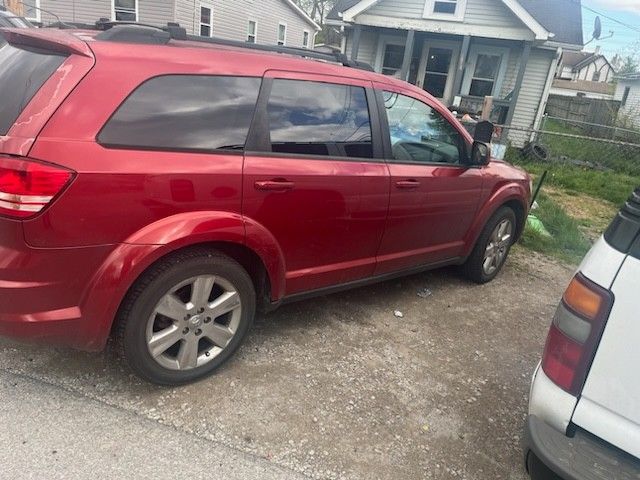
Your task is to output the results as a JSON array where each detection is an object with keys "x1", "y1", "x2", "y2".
[
  {"x1": 115, "y1": 249, "x2": 256, "y2": 385},
  {"x1": 461, "y1": 207, "x2": 516, "y2": 284}
]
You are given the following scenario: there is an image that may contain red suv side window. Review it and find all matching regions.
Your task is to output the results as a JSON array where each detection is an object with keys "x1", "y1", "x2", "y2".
[{"x1": 98, "y1": 75, "x2": 261, "y2": 152}]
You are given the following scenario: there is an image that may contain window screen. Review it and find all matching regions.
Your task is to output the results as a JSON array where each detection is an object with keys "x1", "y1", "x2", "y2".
[
  {"x1": 99, "y1": 75, "x2": 261, "y2": 152},
  {"x1": 267, "y1": 79, "x2": 373, "y2": 159},
  {"x1": 0, "y1": 41, "x2": 66, "y2": 136}
]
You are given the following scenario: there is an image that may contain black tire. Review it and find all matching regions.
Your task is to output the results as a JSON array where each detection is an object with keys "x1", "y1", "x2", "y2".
[
  {"x1": 115, "y1": 248, "x2": 256, "y2": 385},
  {"x1": 461, "y1": 206, "x2": 516, "y2": 284}
]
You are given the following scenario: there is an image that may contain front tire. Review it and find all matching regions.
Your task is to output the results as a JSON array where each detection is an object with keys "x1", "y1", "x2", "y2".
[
  {"x1": 116, "y1": 249, "x2": 256, "y2": 385},
  {"x1": 461, "y1": 207, "x2": 516, "y2": 284}
]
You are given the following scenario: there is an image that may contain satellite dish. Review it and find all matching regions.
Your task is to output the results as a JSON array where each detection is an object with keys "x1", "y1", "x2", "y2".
[{"x1": 593, "y1": 16, "x2": 602, "y2": 40}]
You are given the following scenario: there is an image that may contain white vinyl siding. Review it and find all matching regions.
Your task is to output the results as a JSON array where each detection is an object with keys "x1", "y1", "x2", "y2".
[
  {"x1": 36, "y1": 0, "x2": 171, "y2": 26},
  {"x1": 177, "y1": 0, "x2": 316, "y2": 48},
  {"x1": 368, "y1": 0, "x2": 518, "y2": 26},
  {"x1": 615, "y1": 81, "x2": 640, "y2": 128},
  {"x1": 508, "y1": 48, "x2": 556, "y2": 145},
  {"x1": 344, "y1": 28, "x2": 379, "y2": 66}
]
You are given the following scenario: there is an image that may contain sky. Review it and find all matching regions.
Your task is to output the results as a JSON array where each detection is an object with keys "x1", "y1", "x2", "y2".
[{"x1": 580, "y1": 0, "x2": 640, "y2": 59}]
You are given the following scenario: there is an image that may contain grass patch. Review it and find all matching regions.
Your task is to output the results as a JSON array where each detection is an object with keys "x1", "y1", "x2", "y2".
[
  {"x1": 540, "y1": 119, "x2": 640, "y2": 177},
  {"x1": 520, "y1": 193, "x2": 592, "y2": 264},
  {"x1": 510, "y1": 157, "x2": 639, "y2": 206}
]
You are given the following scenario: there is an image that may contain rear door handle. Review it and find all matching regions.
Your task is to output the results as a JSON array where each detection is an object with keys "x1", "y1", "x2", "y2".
[
  {"x1": 395, "y1": 180, "x2": 420, "y2": 189},
  {"x1": 254, "y1": 180, "x2": 295, "y2": 191}
]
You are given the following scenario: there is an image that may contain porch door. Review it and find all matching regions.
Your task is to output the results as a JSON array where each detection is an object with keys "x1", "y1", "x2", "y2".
[{"x1": 417, "y1": 41, "x2": 460, "y2": 105}]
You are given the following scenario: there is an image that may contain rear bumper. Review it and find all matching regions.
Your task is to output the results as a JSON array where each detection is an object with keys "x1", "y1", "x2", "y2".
[
  {"x1": 0, "y1": 235, "x2": 117, "y2": 350},
  {"x1": 524, "y1": 415, "x2": 640, "y2": 480}
]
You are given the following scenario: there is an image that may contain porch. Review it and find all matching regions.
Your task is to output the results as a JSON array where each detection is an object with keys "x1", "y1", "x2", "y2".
[{"x1": 346, "y1": 25, "x2": 535, "y2": 126}]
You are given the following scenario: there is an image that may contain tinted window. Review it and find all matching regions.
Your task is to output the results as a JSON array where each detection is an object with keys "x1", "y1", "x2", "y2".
[
  {"x1": 99, "y1": 75, "x2": 261, "y2": 152},
  {"x1": 267, "y1": 79, "x2": 373, "y2": 158},
  {"x1": 383, "y1": 91, "x2": 464, "y2": 164},
  {"x1": 0, "y1": 41, "x2": 66, "y2": 135}
]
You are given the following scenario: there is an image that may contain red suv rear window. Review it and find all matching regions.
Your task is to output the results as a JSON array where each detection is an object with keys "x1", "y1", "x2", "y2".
[{"x1": 0, "y1": 39, "x2": 66, "y2": 136}]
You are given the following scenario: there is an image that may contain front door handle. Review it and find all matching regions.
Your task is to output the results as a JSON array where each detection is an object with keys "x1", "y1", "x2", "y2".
[
  {"x1": 254, "y1": 180, "x2": 295, "y2": 191},
  {"x1": 395, "y1": 180, "x2": 420, "y2": 189}
]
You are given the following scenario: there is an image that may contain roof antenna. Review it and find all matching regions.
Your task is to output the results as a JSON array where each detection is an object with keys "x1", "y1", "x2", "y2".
[{"x1": 584, "y1": 16, "x2": 613, "y2": 46}]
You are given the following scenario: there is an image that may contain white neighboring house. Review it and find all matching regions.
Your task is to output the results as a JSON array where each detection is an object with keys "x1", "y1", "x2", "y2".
[
  {"x1": 615, "y1": 74, "x2": 640, "y2": 129},
  {"x1": 5, "y1": 0, "x2": 320, "y2": 48},
  {"x1": 556, "y1": 48, "x2": 615, "y2": 83},
  {"x1": 549, "y1": 79, "x2": 615, "y2": 100}
]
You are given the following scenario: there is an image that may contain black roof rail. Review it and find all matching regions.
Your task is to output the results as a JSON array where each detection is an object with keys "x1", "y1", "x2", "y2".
[{"x1": 87, "y1": 21, "x2": 374, "y2": 71}]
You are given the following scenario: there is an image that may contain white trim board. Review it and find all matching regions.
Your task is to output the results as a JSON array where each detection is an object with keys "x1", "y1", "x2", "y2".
[
  {"x1": 342, "y1": 0, "x2": 550, "y2": 41},
  {"x1": 282, "y1": 0, "x2": 321, "y2": 30}
]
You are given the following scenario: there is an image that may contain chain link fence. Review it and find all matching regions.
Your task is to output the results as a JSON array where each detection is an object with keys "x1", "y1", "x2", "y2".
[{"x1": 491, "y1": 116, "x2": 640, "y2": 177}]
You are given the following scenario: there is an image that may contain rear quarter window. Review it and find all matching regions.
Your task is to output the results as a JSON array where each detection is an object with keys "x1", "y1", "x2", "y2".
[
  {"x1": 0, "y1": 40, "x2": 67, "y2": 135},
  {"x1": 98, "y1": 75, "x2": 261, "y2": 152}
]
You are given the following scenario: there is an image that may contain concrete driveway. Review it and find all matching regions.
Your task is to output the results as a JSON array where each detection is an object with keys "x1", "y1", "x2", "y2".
[{"x1": 0, "y1": 247, "x2": 573, "y2": 479}]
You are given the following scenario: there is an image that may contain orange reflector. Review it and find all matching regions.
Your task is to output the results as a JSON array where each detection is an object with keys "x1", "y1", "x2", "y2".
[{"x1": 563, "y1": 276, "x2": 603, "y2": 320}]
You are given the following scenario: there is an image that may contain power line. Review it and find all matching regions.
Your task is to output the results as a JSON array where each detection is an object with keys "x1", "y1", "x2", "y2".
[{"x1": 581, "y1": 2, "x2": 640, "y2": 35}]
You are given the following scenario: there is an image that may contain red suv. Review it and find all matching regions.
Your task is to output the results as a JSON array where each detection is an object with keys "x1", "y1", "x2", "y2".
[{"x1": 0, "y1": 25, "x2": 531, "y2": 384}]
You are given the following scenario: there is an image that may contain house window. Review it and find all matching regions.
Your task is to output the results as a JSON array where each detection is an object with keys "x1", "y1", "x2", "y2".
[
  {"x1": 22, "y1": 0, "x2": 40, "y2": 22},
  {"x1": 303, "y1": 31, "x2": 310, "y2": 48},
  {"x1": 200, "y1": 6, "x2": 212, "y2": 37},
  {"x1": 277, "y1": 23, "x2": 287, "y2": 46},
  {"x1": 381, "y1": 44, "x2": 405, "y2": 77},
  {"x1": 622, "y1": 86, "x2": 631, "y2": 106},
  {"x1": 113, "y1": 0, "x2": 137, "y2": 22},
  {"x1": 434, "y1": 0, "x2": 457, "y2": 14},
  {"x1": 592, "y1": 70, "x2": 601, "y2": 82},
  {"x1": 468, "y1": 54, "x2": 501, "y2": 97},
  {"x1": 247, "y1": 20, "x2": 257, "y2": 43},
  {"x1": 423, "y1": 0, "x2": 466, "y2": 20}
]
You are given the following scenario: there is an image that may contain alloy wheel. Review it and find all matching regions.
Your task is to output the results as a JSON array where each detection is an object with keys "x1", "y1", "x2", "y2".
[
  {"x1": 482, "y1": 219, "x2": 513, "y2": 276},
  {"x1": 145, "y1": 275, "x2": 242, "y2": 371}
]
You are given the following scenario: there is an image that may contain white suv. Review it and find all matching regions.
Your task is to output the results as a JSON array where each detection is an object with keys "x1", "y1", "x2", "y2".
[{"x1": 524, "y1": 188, "x2": 640, "y2": 479}]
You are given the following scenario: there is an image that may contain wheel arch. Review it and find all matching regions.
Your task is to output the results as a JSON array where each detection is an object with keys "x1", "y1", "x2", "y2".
[
  {"x1": 80, "y1": 212, "x2": 286, "y2": 350},
  {"x1": 463, "y1": 184, "x2": 529, "y2": 258}
]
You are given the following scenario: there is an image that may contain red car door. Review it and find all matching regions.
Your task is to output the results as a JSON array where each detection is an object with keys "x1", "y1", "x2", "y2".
[
  {"x1": 374, "y1": 86, "x2": 484, "y2": 275},
  {"x1": 243, "y1": 73, "x2": 390, "y2": 295}
]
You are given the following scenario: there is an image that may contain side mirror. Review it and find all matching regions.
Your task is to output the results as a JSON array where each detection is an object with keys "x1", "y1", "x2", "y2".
[
  {"x1": 470, "y1": 141, "x2": 491, "y2": 166},
  {"x1": 474, "y1": 120, "x2": 494, "y2": 143}
]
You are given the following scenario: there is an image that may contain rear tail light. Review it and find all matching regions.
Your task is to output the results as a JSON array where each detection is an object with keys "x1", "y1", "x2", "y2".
[
  {"x1": 542, "y1": 273, "x2": 613, "y2": 395},
  {"x1": 0, "y1": 156, "x2": 74, "y2": 219}
]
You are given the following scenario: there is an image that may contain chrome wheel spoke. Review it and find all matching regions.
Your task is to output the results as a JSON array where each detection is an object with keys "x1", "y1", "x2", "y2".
[
  {"x1": 203, "y1": 323, "x2": 234, "y2": 347},
  {"x1": 176, "y1": 337, "x2": 199, "y2": 369},
  {"x1": 155, "y1": 294, "x2": 187, "y2": 321},
  {"x1": 208, "y1": 291, "x2": 241, "y2": 319},
  {"x1": 148, "y1": 325, "x2": 182, "y2": 358},
  {"x1": 191, "y1": 275, "x2": 215, "y2": 306}
]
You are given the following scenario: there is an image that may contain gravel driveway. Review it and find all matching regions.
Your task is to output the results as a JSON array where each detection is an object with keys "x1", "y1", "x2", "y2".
[{"x1": 0, "y1": 247, "x2": 574, "y2": 479}]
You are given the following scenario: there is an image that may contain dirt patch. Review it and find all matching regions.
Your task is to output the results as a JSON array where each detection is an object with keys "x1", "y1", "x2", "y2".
[{"x1": 0, "y1": 247, "x2": 574, "y2": 479}]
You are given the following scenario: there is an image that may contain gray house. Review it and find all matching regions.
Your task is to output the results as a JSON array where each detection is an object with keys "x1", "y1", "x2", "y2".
[
  {"x1": 327, "y1": 0, "x2": 584, "y2": 146},
  {"x1": 13, "y1": 0, "x2": 320, "y2": 48}
]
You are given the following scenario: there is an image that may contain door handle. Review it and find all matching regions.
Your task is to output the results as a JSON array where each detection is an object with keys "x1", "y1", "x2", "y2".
[
  {"x1": 254, "y1": 180, "x2": 295, "y2": 191},
  {"x1": 395, "y1": 180, "x2": 420, "y2": 189}
]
